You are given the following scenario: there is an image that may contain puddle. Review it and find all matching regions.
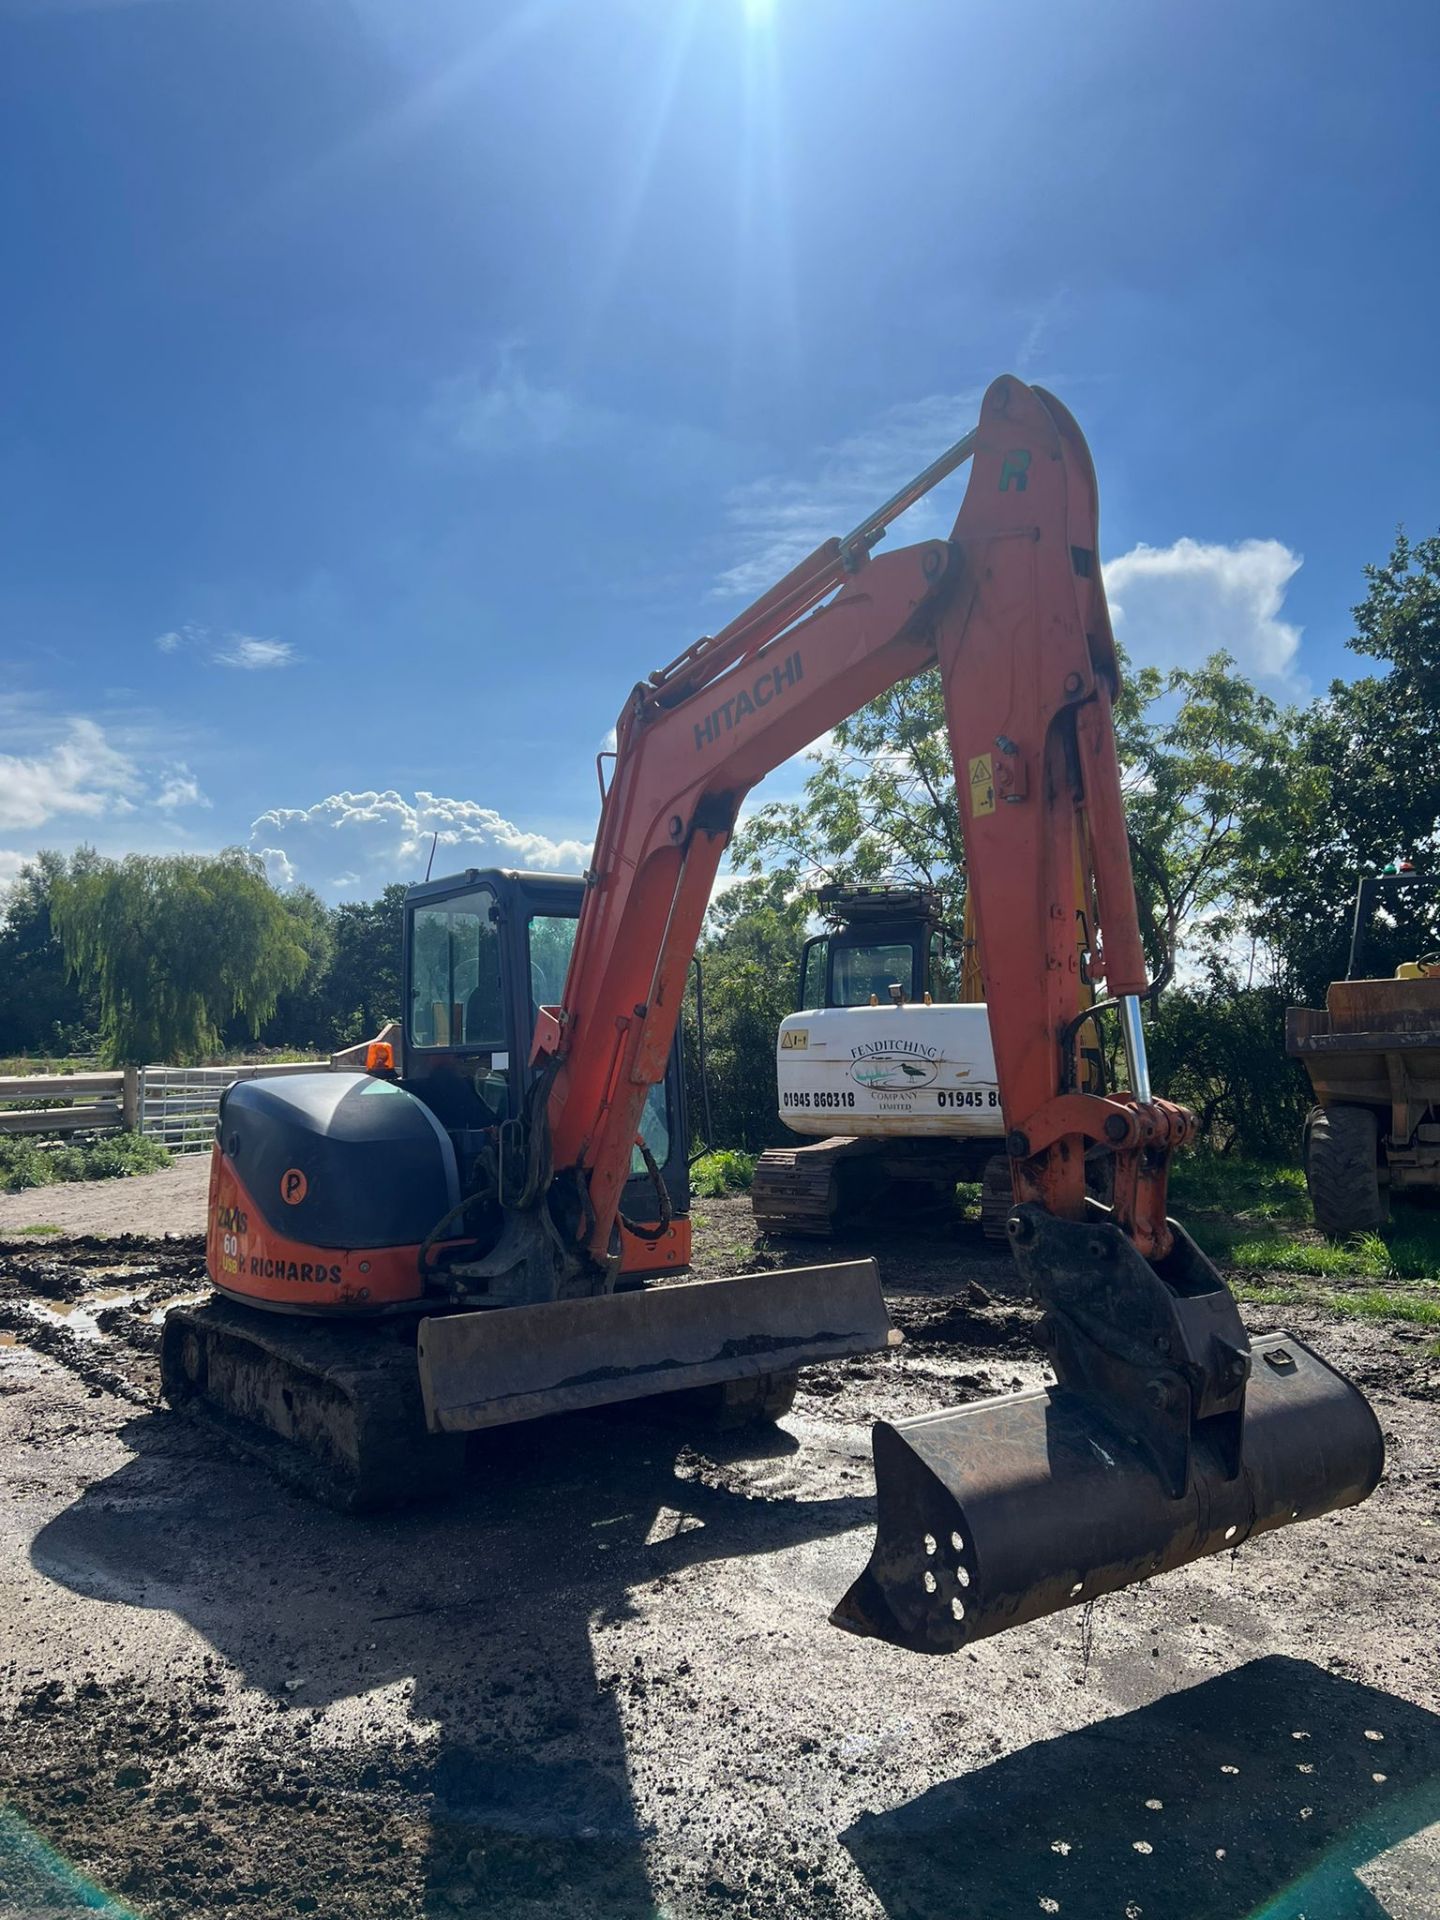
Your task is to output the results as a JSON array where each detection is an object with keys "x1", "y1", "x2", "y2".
[
  {"x1": 10, "y1": 1280, "x2": 208, "y2": 1343},
  {"x1": 22, "y1": 1292, "x2": 143, "y2": 1342}
]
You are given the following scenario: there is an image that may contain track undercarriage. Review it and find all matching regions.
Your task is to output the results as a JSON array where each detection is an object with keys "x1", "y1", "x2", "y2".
[
  {"x1": 162, "y1": 1301, "x2": 462, "y2": 1513},
  {"x1": 751, "y1": 1136, "x2": 1012, "y2": 1242},
  {"x1": 162, "y1": 1260, "x2": 890, "y2": 1512}
]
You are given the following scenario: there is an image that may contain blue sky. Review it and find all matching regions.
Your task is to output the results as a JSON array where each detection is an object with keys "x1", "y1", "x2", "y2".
[{"x1": 2, "y1": 0, "x2": 1437, "y2": 898}]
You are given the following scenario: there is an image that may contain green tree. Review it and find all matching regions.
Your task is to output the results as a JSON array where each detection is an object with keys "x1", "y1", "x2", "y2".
[
  {"x1": 248, "y1": 885, "x2": 337, "y2": 1051},
  {"x1": 1250, "y1": 528, "x2": 1440, "y2": 1000},
  {"x1": 734, "y1": 652, "x2": 1305, "y2": 985},
  {"x1": 684, "y1": 875, "x2": 811, "y2": 1153},
  {"x1": 0, "y1": 852, "x2": 97, "y2": 1056},
  {"x1": 51, "y1": 849, "x2": 312, "y2": 1065},
  {"x1": 1115, "y1": 653, "x2": 1318, "y2": 981},
  {"x1": 1147, "y1": 969, "x2": 1307, "y2": 1159},
  {"x1": 733, "y1": 675, "x2": 966, "y2": 918},
  {"x1": 322, "y1": 884, "x2": 407, "y2": 1046}
]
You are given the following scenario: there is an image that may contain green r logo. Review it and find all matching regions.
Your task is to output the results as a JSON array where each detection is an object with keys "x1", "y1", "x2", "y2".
[{"x1": 999, "y1": 449, "x2": 1031, "y2": 492}]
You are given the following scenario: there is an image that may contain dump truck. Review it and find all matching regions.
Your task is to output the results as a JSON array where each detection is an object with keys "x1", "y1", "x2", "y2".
[{"x1": 1288, "y1": 863, "x2": 1440, "y2": 1233}]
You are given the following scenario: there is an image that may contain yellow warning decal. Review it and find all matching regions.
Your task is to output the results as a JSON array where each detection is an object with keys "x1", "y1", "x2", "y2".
[
  {"x1": 968, "y1": 754, "x2": 995, "y2": 817},
  {"x1": 780, "y1": 1028, "x2": 809, "y2": 1050}
]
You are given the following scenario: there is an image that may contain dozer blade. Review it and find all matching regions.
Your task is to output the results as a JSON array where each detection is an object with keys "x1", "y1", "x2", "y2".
[
  {"x1": 833, "y1": 1330, "x2": 1383, "y2": 1653},
  {"x1": 418, "y1": 1259, "x2": 894, "y2": 1431}
]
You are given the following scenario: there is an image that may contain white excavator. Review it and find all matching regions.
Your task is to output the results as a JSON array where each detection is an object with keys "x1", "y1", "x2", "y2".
[{"x1": 752, "y1": 884, "x2": 1015, "y2": 1239}]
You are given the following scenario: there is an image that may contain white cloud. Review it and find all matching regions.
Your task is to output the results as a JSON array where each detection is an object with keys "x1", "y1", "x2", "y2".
[
  {"x1": 249, "y1": 790, "x2": 593, "y2": 896},
  {"x1": 0, "y1": 850, "x2": 29, "y2": 891},
  {"x1": 714, "y1": 390, "x2": 982, "y2": 602},
  {"x1": 1104, "y1": 538, "x2": 1304, "y2": 692},
  {"x1": 154, "y1": 765, "x2": 210, "y2": 811},
  {"x1": 434, "y1": 346, "x2": 614, "y2": 457},
  {"x1": 214, "y1": 636, "x2": 296, "y2": 671},
  {"x1": 152, "y1": 625, "x2": 297, "y2": 670},
  {"x1": 0, "y1": 718, "x2": 142, "y2": 831}
]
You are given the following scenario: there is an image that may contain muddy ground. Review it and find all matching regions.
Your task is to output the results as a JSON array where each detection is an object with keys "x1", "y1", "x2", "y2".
[{"x1": 1, "y1": 1193, "x2": 1438, "y2": 1919}]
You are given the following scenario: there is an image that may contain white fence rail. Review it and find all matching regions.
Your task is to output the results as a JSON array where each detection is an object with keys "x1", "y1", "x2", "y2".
[
  {"x1": 138, "y1": 1062, "x2": 325, "y2": 1154},
  {"x1": 0, "y1": 1070, "x2": 129, "y2": 1137},
  {"x1": 0, "y1": 1061, "x2": 328, "y2": 1153}
]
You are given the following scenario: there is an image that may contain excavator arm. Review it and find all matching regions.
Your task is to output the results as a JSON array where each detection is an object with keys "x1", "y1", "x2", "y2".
[{"x1": 543, "y1": 375, "x2": 1180, "y2": 1269}]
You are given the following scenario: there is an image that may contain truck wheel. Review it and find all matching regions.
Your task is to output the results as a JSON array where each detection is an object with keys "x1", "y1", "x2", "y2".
[{"x1": 1304, "y1": 1105, "x2": 1386, "y2": 1236}]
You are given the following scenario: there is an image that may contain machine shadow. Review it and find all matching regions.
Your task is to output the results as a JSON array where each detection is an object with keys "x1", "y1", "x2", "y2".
[
  {"x1": 844, "y1": 1654, "x2": 1440, "y2": 1920},
  {"x1": 30, "y1": 1399, "x2": 872, "y2": 1917}
]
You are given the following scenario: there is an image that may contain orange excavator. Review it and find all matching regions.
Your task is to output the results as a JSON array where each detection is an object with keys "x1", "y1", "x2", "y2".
[{"x1": 162, "y1": 375, "x2": 1381, "y2": 1653}]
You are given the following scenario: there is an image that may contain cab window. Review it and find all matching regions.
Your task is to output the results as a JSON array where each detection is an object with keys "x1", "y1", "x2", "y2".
[
  {"x1": 831, "y1": 942, "x2": 915, "y2": 1007},
  {"x1": 928, "y1": 930, "x2": 961, "y2": 1003},
  {"x1": 528, "y1": 909, "x2": 667, "y2": 1176},
  {"x1": 634, "y1": 1079, "x2": 670, "y2": 1176},
  {"x1": 408, "y1": 887, "x2": 504, "y2": 1048},
  {"x1": 799, "y1": 937, "x2": 829, "y2": 1011},
  {"x1": 527, "y1": 911, "x2": 580, "y2": 1011}
]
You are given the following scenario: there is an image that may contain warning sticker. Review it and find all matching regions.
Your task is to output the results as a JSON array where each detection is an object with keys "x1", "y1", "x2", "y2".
[
  {"x1": 968, "y1": 754, "x2": 995, "y2": 818},
  {"x1": 780, "y1": 1029, "x2": 809, "y2": 1050}
]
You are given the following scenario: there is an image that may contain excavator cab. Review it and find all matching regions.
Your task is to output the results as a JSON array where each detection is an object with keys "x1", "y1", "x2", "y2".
[
  {"x1": 399, "y1": 868, "x2": 690, "y2": 1276},
  {"x1": 796, "y1": 885, "x2": 962, "y2": 1010},
  {"x1": 754, "y1": 887, "x2": 1009, "y2": 1238}
]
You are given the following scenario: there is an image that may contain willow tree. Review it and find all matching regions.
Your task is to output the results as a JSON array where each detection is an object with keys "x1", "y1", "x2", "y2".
[{"x1": 52, "y1": 848, "x2": 311, "y2": 1065}]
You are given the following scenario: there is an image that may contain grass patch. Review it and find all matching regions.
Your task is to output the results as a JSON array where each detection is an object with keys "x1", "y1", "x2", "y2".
[
  {"x1": 1227, "y1": 1232, "x2": 1394, "y2": 1279},
  {"x1": 0, "y1": 1054, "x2": 101, "y2": 1079},
  {"x1": 954, "y1": 1179, "x2": 982, "y2": 1222},
  {"x1": 691, "y1": 1149, "x2": 757, "y2": 1198},
  {"x1": 1179, "y1": 1159, "x2": 1440, "y2": 1342},
  {"x1": 0, "y1": 1131, "x2": 171, "y2": 1193},
  {"x1": 1230, "y1": 1280, "x2": 1306, "y2": 1308},
  {"x1": 1169, "y1": 1153, "x2": 1309, "y2": 1224},
  {"x1": 15, "y1": 1223, "x2": 62, "y2": 1236},
  {"x1": 1232, "y1": 1272, "x2": 1440, "y2": 1328},
  {"x1": 1326, "y1": 1288, "x2": 1440, "y2": 1328}
]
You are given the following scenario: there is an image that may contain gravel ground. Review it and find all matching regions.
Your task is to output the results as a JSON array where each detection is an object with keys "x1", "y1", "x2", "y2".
[
  {"x1": 0, "y1": 1153, "x2": 211, "y2": 1238},
  {"x1": 0, "y1": 1192, "x2": 1437, "y2": 1919}
]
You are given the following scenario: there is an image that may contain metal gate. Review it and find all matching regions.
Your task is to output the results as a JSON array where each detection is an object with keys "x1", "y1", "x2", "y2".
[{"x1": 137, "y1": 1063, "x2": 322, "y2": 1154}]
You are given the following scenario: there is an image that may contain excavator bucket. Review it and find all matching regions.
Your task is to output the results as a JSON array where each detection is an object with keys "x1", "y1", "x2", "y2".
[
  {"x1": 418, "y1": 1259, "x2": 896, "y2": 1431},
  {"x1": 834, "y1": 1207, "x2": 1384, "y2": 1653}
]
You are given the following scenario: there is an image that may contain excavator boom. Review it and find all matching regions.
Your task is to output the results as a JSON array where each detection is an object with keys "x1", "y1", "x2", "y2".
[{"x1": 538, "y1": 378, "x2": 1172, "y2": 1265}]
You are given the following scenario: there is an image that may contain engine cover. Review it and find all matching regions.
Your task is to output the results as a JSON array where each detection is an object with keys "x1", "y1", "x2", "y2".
[
  {"x1": 207, "y1": 1072, "x2": 460, "y2": 1314},
  {"x1": 775, "y1": 1004, "x2": 1000, "y2": 1139}
]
